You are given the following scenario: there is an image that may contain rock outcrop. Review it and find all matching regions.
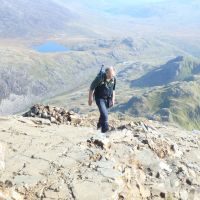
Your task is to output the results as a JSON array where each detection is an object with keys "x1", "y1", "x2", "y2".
[{"x1": 23, "y1": 104, "x2": 83, "y2": 126}]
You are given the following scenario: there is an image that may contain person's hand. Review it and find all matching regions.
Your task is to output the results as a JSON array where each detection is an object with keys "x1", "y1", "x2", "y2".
[
  {"x1": 88, "y1": 98, "x2": 93, "y2": 106},
  {"x1": 112, "y1": 98, "x2": 115, "y2": 106}
]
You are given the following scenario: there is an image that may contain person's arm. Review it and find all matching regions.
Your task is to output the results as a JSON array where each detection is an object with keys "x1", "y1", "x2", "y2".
[
  {"x1": 88, "y1": 75, "x2": 102, "y2": 106},
  {"x1": 88, "y1": 89, "x2": 94, "y2": 106},
  {"x1": 112, "y1": 90, "x2": 115, "y2": 106},
  {"x1": 112, "y1": 77, "x2": 116, "y2": 106}
]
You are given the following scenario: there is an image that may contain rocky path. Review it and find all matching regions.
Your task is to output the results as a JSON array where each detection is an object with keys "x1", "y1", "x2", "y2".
[{"x1": 0, "y1": 114, "x2": 200, "y2": 199}]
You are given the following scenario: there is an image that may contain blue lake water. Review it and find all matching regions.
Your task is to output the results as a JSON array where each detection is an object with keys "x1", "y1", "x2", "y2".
[{"x1": 33, "y1": 41, "x2": 70, "y2": 53}]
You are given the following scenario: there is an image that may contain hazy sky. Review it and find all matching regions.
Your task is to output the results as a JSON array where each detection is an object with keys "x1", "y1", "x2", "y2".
[{"x1": 100, "y1": 0, "x2": 168, "y2": 4}]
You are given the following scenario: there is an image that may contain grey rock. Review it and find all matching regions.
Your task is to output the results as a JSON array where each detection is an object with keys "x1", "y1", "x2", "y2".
[
  {"x1": 41, "y1": 111, "x2": 48, "y2": 119},
  {"x1": 180, "y1": 189, "x2": 188, "y2": 200},
  {"x1": 50, "y1": 117, "x2": 57, "y2": 123}
]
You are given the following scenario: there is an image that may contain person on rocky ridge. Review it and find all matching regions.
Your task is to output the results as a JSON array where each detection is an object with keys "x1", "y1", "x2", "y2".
[{"x1": 88, "y1": 66, "x2": 116, "y2": 133}]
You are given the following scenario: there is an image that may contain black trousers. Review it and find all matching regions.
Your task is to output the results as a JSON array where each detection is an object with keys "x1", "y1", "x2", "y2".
[{"x1": 95, "y1": 97, "x2": 109, "y2": 133}]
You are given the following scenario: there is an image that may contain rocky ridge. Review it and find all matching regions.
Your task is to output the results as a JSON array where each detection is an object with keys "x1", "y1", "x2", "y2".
[{"x1": 0, "y1": 105, "x2": 200, "y2": 199}]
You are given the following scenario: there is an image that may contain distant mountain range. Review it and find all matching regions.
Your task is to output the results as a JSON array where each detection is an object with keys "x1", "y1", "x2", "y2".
[
  {"x1": 114, "y1": 56, "x2": 200, "y2": 130},
  {"x1": 0, "y1": 0, "x2": 76, "y2": 38},
  {"x1": 131, "y1": 56, "x2": 200, "y2": 87},
  {"x1": 0, "y1": 0, "x2": 200, "y2": 39}
]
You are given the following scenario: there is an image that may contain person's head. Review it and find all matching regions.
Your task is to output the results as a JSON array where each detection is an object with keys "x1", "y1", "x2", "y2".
[{"x1": 105, "y1": 66, "x2": 115, "y2": 79}]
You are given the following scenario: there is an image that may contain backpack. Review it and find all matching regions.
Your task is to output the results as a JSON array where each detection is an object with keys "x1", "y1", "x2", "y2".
[
  {"x1": 98, "y1": 64, "x2": 105, "y2": 81},
  {"x1": 97, "y1": 64, "x2": 116, "y2": 84},
  {"x1": 94, "y1": 65, "x2": 116, "y2": 100}
]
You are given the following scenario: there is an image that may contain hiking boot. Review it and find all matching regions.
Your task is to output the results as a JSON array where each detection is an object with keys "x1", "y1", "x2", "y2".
[
  {"x1": 97, "y1": 121, "x2": 101, "y2": 130},
  {"x1": 101, "y1": 127, "x2": 109, "y2": 133}
]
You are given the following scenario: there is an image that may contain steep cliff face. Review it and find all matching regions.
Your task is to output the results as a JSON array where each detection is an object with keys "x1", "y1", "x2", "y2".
[{"x1": 0, "y1": 107, "x2": 200, "y2": 199}]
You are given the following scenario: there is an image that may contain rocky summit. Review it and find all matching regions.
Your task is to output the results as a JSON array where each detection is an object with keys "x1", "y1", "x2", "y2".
[{"x1": 0, "y1": 105, "x2": 200, "y2": 200}]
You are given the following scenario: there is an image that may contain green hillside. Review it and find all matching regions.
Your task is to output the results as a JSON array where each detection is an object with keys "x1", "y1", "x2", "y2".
[
  {"x1": 114, "y1": 56, "x2": 200, "y2": 130},
  {"x1": 131, "y1": 56, "x2": 200, "y2": 87}
]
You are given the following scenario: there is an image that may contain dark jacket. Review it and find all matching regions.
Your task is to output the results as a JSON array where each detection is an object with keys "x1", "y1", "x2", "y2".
[{"x1": 90, "y1": 73, "x2": 116, "y2": 99}]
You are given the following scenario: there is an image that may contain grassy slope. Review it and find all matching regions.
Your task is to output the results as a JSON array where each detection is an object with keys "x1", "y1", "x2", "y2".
[
  {"x1": 113, "y1": 56, "x2": 200, "y2": 130},
  {"x1": 131, "y1": 56, "x2": 200, "y2": 87},
  {"x1": 148, "y1": 81, "x2": 200, "y2": 130}
]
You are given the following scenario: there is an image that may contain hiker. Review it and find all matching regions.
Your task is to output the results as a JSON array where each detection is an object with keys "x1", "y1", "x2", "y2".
[{"x1": 88, "y1": 66, "x2": 116, "y2": 133}]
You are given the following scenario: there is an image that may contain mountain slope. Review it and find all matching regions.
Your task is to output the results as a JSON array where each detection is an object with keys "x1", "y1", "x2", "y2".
[
  {"x1": 0, "y1": 109, "x2": 200, "y2": 199},
  {"x1": 0, "y1": 37, "x2": 189, "y2": 115},
  {"x1": 0, "y1": 0, "x2": 76, "y2": 38},
  {"x1": 112, "y1": 56, "x2": 200, "y2": 130},
  {"x1": 114, "y1": 78, "x2": 200, "y2": 130},
  {"x1": 131, "y1": 56, "x2": 200, "y2": 87}
]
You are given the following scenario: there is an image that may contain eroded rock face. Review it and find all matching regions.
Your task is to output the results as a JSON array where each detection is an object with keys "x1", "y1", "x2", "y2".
[{"x1": 0, "y1": 108, "x2": 200, "y2": 199}]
